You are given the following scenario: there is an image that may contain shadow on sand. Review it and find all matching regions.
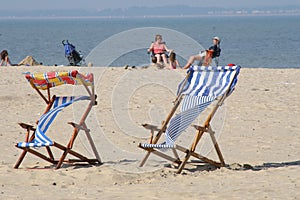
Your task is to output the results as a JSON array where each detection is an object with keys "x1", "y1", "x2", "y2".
[
  {"x1": 175, "y1": 160, "x2": 300, "y2": 173},
  {"x1": 226, "y1": 160, "x2": 300, "y2": 171}
]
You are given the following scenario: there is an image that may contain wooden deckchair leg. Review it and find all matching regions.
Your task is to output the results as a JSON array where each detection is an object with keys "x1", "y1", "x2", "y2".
[
  {"x1": 46, "y1": 146, "x2": 55, "y2": 161},
  {"x1": 55, "y1": 146, "x2": 70, "y2": 169},
  {"x1": 56, "y1": 121, "x2": 99, "y2": 169},
  {"x1": 66, "y1": 120, "x2": 101, "y2": 164},
  {"x1": 15, "y1": 125, "x2": 36, "y2": 168},
  {"x1": 149, "y1": 130, "x2": 154, "y2": 143},
  {"x1": 56, "y1": 132, "x2": 79, "y2": 169},
  {"x1": 82, "y1": 122, "x2": 101, "y2": 163},
  {"x1": 172, "y1": 148, "x2": 180, "y2": 161},
  {"x1": 55, "y1": 127, "x2": 79, "y2": 169},
  {"x1": 177, "y1": 151, "x2": 191, "y2": 174},
  {"x1": 14, "y1": 150, "x2": 28, "y2": 168},
  {"x1": 139, "y1": 151, "x2": 151, "y2": 167},
  {"x1": 177, "y1": 129, "x2": 205, "y2": 174},
  {"x1": 209, "y1": 130, "x2": 225, "y2": 166}
]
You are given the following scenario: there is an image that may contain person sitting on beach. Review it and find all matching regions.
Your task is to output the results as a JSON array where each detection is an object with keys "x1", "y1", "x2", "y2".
[
  {"x1": 0, "y1": 50, "x2": 12, "y2": 66},
  {"x1": 183, "y1": 36, "x2": 221, "y2": 69},
  {"x1": 150, "y1": 55, "x2": 164, "y2": 69},
  {"x1": 147, "y1": 34, "x2": 172, "y2": 67},
  {"x1": 168, "y1": 51, "x2": 180, "y2": 69}
]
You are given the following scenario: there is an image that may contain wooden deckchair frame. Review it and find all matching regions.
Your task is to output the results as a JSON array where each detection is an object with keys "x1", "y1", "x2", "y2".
[
  {"x1": 14, "y1": 72, "x2": 101, "y2": 169},
  {"x1": 139, "y1": 68, "x2": 239, "y2": 173}
]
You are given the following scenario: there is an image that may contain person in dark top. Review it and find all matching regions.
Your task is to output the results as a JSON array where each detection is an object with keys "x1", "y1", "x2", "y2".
[
  {"x1": 0, "y1": 50, "x2": 12, "y2": 66},
  {"x1": 183, "y1": 37, "x2": 221, "y2": 69}
]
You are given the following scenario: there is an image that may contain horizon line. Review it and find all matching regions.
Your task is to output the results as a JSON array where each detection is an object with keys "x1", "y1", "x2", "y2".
[{"x1": 0, "y1": 12, "x2": 299, "y2": 20}]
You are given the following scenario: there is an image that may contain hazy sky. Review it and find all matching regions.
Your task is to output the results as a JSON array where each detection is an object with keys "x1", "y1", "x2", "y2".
[{"x1": 1, "y1": 0, "x2": 300, "y2": 11}]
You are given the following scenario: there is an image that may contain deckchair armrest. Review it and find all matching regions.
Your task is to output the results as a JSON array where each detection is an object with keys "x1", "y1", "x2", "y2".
[
  {"x1": 192, "y1": 125, "x2": 206, "y2": 132},
  {"x1": 18, "y1": 123, "x2": 36, "y2": 142},
  {"x1": 192, "y1": 124, "x2": 215, "y2": 134},
  {"x1": 142, "y1": 123, "x2": 160, "y2": 131},
  {"x1": 18, "y1": 123, "x2": 36, "y2": 131},
  {"x1": 142, "y1": 123, "x2": 161, "y2": 144},
  {"x1": 68, "y1": 122, "x2": 90, "y2": 132}
]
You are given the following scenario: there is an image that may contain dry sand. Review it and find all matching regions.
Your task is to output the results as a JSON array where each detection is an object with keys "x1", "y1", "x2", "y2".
[{"x1": 0, "y1": 66, "x2": 299, "y2": 199}]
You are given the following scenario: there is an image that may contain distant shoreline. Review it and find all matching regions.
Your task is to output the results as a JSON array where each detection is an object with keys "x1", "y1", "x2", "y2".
[{"x1": 0, "y1": 13, "x2": 299, "y2": 20}]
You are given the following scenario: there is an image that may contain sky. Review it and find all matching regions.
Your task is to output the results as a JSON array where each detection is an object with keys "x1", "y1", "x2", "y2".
[{"x1": 1, "y1": 0, "x2": 300, "y2": 11}]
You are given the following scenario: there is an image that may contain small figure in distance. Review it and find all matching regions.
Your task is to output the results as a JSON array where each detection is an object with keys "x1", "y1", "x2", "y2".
[
  {"x1": 202, "y1": 49, "x2": 214, "y2": 66},
  {"x1": 183, "y1": 36, "x2": 221, "y2": 69},
  {"x1": 0, "y1": 50, "x2": 12, "y2": 66},
  {"x1": 168, "y1": 51, "x2": 180, "y2": 69},
  {"x1": 147, "y1": 34, "x2": 172, "y2": 67},
  {"x1": 150, "y1": 55, "x2": 164, "y2": 69}
]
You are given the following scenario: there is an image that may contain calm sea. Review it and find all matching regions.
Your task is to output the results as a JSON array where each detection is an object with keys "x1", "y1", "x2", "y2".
[{"x1": 0, "y1": 15, "x2": 299, "y2": 68}]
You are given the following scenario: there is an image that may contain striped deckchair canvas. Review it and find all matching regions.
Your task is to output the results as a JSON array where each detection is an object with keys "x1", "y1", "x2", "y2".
[
  {"x1": 140, "y1": 96, "x2": 215, "y2": 149},
  {"x1": 25, "y1": 70, "x2": 94, "y2": 90},
  {"x1": 17, "y1": 96, "x2": 89, "y2": 148},
  {"x1": 178, "y1": 65, "x2": 239, "y2": 97},
  {"x1": 14, "y1": 70, "x2": 101, "y2": 169},
  {"x1": 139, "y1": 65, "x2": 241, "y2": 173}
]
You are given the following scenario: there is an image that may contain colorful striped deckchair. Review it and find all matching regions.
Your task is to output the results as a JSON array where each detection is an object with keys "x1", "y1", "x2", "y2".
[
  {"x1": 139, "y1": 65, "x2": 241, "y2": 173},
  {"x1": 14, "y1": 70, "x2": 101, "y2": 169}
]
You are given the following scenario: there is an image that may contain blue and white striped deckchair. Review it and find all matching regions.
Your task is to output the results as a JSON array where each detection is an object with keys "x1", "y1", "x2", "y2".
[
  {"x1": 15, "y1": 70, "x2": 101, "y2": 169},
  {"x1": 16, "y1": 96, "x2": 89, "y2": 148},
  {"x1": 139, "y1": 65, "x2": 241, "y2": 173}
]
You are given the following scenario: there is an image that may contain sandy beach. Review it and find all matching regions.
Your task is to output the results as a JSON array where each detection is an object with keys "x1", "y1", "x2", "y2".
[{"x1": 0, "y1": 66, "x2": 299, "y2": 199}]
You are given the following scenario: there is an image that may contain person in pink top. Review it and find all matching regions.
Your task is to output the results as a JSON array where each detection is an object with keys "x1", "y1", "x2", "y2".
[{"x1": 147, "y1": 34, "x2": 172, "y2": 67}]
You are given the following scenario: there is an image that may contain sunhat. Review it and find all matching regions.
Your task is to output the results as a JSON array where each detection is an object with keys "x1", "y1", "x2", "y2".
[{"x1": 213, "y1": 36, "x2": 220, "y2": 41}]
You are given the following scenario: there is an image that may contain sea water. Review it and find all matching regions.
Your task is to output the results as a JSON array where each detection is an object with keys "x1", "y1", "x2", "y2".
[{"x1": 0, "y1": 15, "x2": 299, "y2": 68}]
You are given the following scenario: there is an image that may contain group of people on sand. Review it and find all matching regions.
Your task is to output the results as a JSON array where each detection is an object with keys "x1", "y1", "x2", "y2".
[
  {"x1": 147, "y1": 34, "x2": 221, "y2": 69},
  {"x1": 2, "y1": 34, "x2": 221, "y2": 68},
  {"x1": 147, "y1": 34, "x2": 180, "y2": 69}
]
